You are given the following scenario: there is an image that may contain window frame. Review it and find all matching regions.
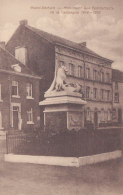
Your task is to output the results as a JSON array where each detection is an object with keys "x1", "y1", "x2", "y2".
[
  {"x1": 86, "y1": 86, "x2": 90, "y2": 99},
  {"x1": 27, "y1": 108, "x2": 34, "y2": 124},
  {"x1": 78, "y1": 65, "x2": 83, "y2": 78},
  {"x1": 12, "y1": 81, "x2": 20, "y2": 98},
  {"x1": 93, "y1": 88, "x2": 97, "y2": 99},
  {"x1": 69, "y1": 63, "x2": 75, "y2": 76},
  {"x1": 93, "y1": 69, "x2": 97, "y2": 81},
  {"x1": 100, "y1": 109, "x2": 105, "y2": 122},
  {"x1": 115, "y1": 82, "x2": 118, "y2": 90},
  {"x1": 86, "y1": 107, "x2": 91, "y2": 121},
  {"x1": 114, "y1": 92, "x2": 119, "y2": 103},
  {"x1": 106, "y1": 90, "x2": 110, "y2": 101},
  {"x1": 101, "y1": 72, "x2": 104, "y2": 82},
  {"x1": 86, "y1": 67, "x2": 90, "y2": 79},
  {"x1": 106, "y1": 73, "x2": 110, "y2": 83},
  {"x1": 100, "y1": 89, "x2": 104, "y2": 100},
  {"x1": 26, "y1": 83, "x2": 33, "y2": 99}
]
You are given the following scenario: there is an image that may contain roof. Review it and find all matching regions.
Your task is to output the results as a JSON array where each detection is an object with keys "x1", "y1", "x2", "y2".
[
  {"x1": 26, "y1": 25, "x2": 113, "y2": 63},
  {"x1": 0, "y1": 46, "x2": 41, "y2": 79},
  {"x1": 112, "y1": 69, "x2": 123, "y2": 82}
]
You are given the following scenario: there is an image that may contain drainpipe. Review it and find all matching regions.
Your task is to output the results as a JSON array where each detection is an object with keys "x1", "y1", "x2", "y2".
[
  {"x1": 83, "y1": 54, "x2": 86, "y2": 101},
  {"x1": 8, "y1": 75, "x2": 12, "y2": 130},
  {"x1": 83, "y1": 54, "x2": 86, "y2": 126}
]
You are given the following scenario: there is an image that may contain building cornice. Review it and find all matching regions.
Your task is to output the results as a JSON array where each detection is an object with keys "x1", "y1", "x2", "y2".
[
  {"x1": 55, "y1": 43, "x2": 113, "y2": 63},
  {"x1": 0, "y1": 69, "x2": 42, "y2": 79},
  {"x1": 56, "y1": 51, "x2": 112, "y2": 69}
]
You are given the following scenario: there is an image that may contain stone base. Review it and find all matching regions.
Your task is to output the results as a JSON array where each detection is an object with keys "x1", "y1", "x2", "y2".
[{"x1": 4, "y1": 150, "x2": 122, "y2": 167}]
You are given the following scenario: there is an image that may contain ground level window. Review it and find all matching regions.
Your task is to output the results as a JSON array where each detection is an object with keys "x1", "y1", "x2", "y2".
[
  {"x1": 86, "y1": 108, "x2": 91, "y2": 121},
  {"x1": 107, "y1": 110, "x2": 111, "y2": 121},
  {"x1": 100, "y1": 109, "x2": 105, "y2": 122}
]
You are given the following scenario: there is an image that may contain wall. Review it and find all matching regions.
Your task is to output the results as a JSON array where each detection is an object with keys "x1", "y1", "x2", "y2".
[
  {"x1": 6, "y1": 25, "x2": 55, "y2": 100},
  {"x1": 0, "y1": 72, "x2": 40, "y2": 131},
  {"x1": 55, "y1": 45, "x2": 112, "y2": 125}
]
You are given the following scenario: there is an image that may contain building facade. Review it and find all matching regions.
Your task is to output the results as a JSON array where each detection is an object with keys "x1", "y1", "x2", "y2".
[
  {"x1": 0, "y1": 44, "x2": 41, "y2": 132},
  {"x1": 112, "y1": 69, "x2": 123, "y2": 124},
  {"x1": 55, "y1": 45, "x2": 113, "y2": 127},
  {"x1": 6, "y1": 20, "x2": 113, "y2": 128}
]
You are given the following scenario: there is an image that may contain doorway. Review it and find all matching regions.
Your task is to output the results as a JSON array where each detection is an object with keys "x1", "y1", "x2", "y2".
[
  {"x1": 11, "y1": 103, "x2": 21, "y2": 130},
  {"x1": 13, "y1": 106, "x2": 19, "y2": 129},
  {"x1": 94, "y1": 111, "x2": 98, "y2": 127},
  {"x1": 118, "y1": 109, "x2": 122, "y2": 123}
]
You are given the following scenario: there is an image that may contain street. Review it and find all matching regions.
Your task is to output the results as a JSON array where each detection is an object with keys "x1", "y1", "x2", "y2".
[{"x1": 0, "y1": 159, "x2": 123, "y2": 195}]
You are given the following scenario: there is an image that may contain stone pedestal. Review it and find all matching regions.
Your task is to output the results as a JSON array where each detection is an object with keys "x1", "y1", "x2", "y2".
[{"x1": 39, "y1": 91, "x2": 86, "y2": 132}]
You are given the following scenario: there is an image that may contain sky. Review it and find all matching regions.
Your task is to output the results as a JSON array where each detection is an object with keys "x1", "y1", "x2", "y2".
[{"x1": 0, "y1": 0, "x2": 123, "y2": 70}]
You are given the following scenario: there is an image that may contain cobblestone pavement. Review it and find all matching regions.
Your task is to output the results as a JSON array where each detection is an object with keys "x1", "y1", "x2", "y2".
[{"x1": 0, "y1": 159, "x2": 123, "y2": 195}]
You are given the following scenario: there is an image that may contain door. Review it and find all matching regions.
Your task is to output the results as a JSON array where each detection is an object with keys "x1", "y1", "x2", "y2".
[
  {"x1": 13, "y1": 106, "x2": 19, "y2": 129},
  {"x1": 94, "y1": 111, "x2": 98, "y2": 127},
  {"x1": 118, "y1": 109, "x2": 122, "y2": 123}
]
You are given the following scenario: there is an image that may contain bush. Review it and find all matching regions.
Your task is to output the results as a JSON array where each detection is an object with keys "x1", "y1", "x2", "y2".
[{"x1": 12, "y1": 128, "x2": 122, "y2": 157}]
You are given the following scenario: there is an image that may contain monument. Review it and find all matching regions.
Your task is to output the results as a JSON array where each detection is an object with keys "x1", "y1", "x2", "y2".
[{"x1": 39, "y1": 65, "x2": 87, "y2": 132}]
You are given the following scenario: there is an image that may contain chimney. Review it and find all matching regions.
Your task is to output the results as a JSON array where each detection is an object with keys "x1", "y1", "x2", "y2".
[
  {"x1": 79, "y1": 42, "x2": 87, "y2": 47},
  {"x1": 0, "y1": 41, "x2": 5, "y2": 49},
  {"x1": 19, "y1": 20, "x2": 28, "y2": 26}
]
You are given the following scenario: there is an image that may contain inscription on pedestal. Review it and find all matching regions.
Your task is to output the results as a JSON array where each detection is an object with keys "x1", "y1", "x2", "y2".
[{"x1": 68, "y1": 112, "x2": 83, "y2": 130}]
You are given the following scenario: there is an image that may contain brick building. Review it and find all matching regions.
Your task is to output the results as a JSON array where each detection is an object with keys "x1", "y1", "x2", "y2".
[
  {"x1": 6, "y1": 20, "x2": 113, "y2": 127},
  {"x1": 112, "y1": 69, "x2": 123, "y2": 124},
  {"x1": 0, "y1": 42, "x2": 41, "y2": 132}
]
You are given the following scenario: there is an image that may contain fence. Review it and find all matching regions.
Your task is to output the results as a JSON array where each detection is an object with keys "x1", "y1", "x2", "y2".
[
  {"x1": 6, "y1": 128, "x2": 122, "y2": 157},
  {"x1": 6, "y1": 133, "x2": 38, "y2": 154}
]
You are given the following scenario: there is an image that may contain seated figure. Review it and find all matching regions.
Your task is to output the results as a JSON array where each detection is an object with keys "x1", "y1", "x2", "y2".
[{"x1": 45, "y1": 65, "x2": 83, "y2": 95}]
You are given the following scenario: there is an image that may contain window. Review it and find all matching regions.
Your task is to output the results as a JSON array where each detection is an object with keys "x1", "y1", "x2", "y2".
[
  {"x1": 86, "y1": 107, "x2": 91, "y2": 121},
  {"x1": 114, "y1": 93, "x2": 119, "y2": 103},
  {"x1": 100, "y1": 109, "x2": 105, "y2": 121},
  {"x1": 100, "y1": 89, "x2": 104, "y2": 100},
  {"x1": 93, "y1": 88, "x2": 97, "y2": 99},
  {"x1": 27, "y1": 108, "x2": 34, "y2": 124},
  {"x1": 106, "y1": 73, "x2": 110, "y2": 83},
  {"x1": 106, "y1": 90, "x2": 110, "y2": 101},
  {"x1": 86, "y1": 68, "x2": 90, "y2": 79},
  {"x1": 0, "y1": 111, "x2": 3, "y2": 129},
  {"x1": 59, "y1": 61, "x2": 64, "y2": 66},
  {"x1": 93, "y1": 69, "x2": 97, "y2": 80},
  {"x1": 26, "y1": 83, "x2": 33, "y2": 98},
  {"x1": 12, "y1": 81, "x2": 19, "y2": 97},
  {"x1": 78, "y1": 66, "x2": 83, "y2": 78},
  {"x1": 69, "y1": 63, "x2": 75, "y2": 76},
  {"x1": 86, "y1": 86, "x2": 90, "y2": 98},
  {"x1": 15, "y1": 47, "x2": 27, "y2": 65},
  {"x1": 115, "y1": 82, "x2": 118, "y2": 90},
  {"x1": 101, "y1": 72, "x2": 104, "y2": 82},
  {"x1": 107, "y1": 110, "x2": 111, "y2": 121}
]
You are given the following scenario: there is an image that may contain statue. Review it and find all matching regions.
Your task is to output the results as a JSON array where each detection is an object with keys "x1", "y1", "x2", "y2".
[
  {"x1": 45, "y1": 65, "x2": 83, "y2": 95},
  {"x1": 46, "y1": 65, "x2": 68, "y2": 93}
]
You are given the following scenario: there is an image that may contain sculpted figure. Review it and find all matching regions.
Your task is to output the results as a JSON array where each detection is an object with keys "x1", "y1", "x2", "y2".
[
  {"x1": 45, "y1": 65, "x2": 84, "y2": 96},
  {"x1": 46, "y1": 65, "x2": 68, "y2": 93}
]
